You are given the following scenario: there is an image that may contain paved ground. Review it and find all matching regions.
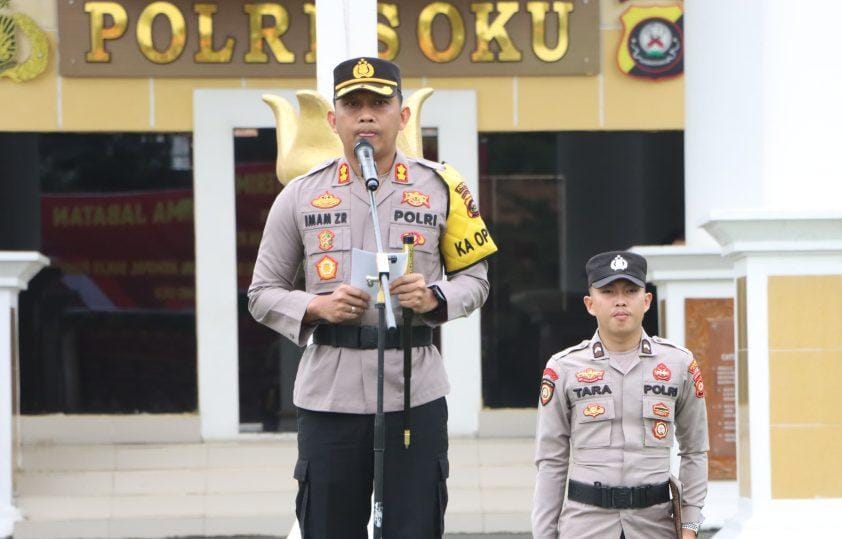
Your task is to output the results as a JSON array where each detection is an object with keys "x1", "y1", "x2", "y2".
[{"x1": 185, "y1": 532, "x2": 719, "y2": 539}]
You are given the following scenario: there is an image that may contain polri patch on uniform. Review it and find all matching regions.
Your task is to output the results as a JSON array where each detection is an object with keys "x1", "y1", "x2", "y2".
[
  {"x1": 688, "y1": 359, "x2": 700, "y2": 374},
  {"x1": 337, "y1": 163, "x2": 351, "y2": 185},
  {"x1": 653, "y1": 363, "x2": 672, "y2": 381},
  {"x1": 317, "y1": 229, "x2": 335, "y2": 251},
  {"x1": 694, "y1": 378, "x2": 705, "y2": 398},
  {"x1": 395, "y1": 162, "x2": 409, "y2": 183},
  {"x1": 653, "y1": 420, "x2": 669, "y2": 440},
  {"x1": 592, "y1": 342, "x2": 605, "y2": 358},
  {"x1": 315, "y1": 255, "x2": 338, "y2": 280},
  {"x1": 401, "y1": 190, "x2": 431, "y2": 208},
  {"x1": 400, "y1": 231, "x2": 426, "y2": 246},
  {"x1": 576, "y1": 368, "x2": 605, "y2": 383},
  {"x1": 540, "y1": 379, "x2": 555, "y2": 406},
  {"x1": 311, "y1": 191, "x2": 342, "y2": 209},
  {"x1": 583, "y1": 403, "x2": 605, "y2": 418},
  {"x1": 543, "y1": 367, "x2": 559, "y2": 381},
  {"x1": 652, "y1": 402, "x2": 670, "y2": 417}
]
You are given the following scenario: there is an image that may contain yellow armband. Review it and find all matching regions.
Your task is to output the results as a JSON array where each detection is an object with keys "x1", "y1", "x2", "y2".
[{"x1": 435, "y1": 164, "x2": 498, "y2": 274}]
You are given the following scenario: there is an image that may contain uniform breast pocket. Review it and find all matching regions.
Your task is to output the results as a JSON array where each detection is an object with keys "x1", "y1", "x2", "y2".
[
  {"x1": 642, "y1": 396, "x2": 676, "y2": 447},
  {"x1": 388, "y1": 225, "x2": 440, "y2": 276},
  {"x1": 303, "y1": 227, "x2": 351, "y2": 294},
  {"x1": 572, "y1": 399, "x2": 615, "y2": 449}
]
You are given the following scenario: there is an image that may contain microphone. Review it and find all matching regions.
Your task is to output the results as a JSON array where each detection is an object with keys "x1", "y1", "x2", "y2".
[{"x1": 354, "y1": 139, "x2": 379, "y2": 191}]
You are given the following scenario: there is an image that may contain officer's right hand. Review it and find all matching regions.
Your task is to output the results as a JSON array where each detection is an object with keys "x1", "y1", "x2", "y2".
[{"x1": 304, "y1": 284, "x2": 370, "y2": 323}]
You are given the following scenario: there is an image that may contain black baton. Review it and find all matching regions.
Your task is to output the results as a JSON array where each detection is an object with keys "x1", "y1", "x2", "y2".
[{"x1": 402, "y1": 234, "x2": 415, "y2": 448}]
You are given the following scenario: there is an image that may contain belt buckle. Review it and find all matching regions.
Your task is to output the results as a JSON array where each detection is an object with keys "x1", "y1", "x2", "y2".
[
  {"x1": 359, "y1": 326, "x2": 378, "y2": 349},
  {"x1": 611, "y1": 486, "x2": 633, "y2": 509}
]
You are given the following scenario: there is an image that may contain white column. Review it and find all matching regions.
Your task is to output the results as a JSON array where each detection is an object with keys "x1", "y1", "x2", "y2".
[
  {"x1": 0, "y1": 252, "x2": 49, "y2": 537},
  {"x1": 315, "y1": 0, "x2": 378, "y2": 100}
]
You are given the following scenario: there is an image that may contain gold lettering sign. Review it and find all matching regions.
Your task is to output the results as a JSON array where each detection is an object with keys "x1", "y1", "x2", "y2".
[
  {"x1": 136, "y1": 2, "x2": 187, "y2": 64},
  {"x1": 194, "y1": 3, "x2": 235, "y2": 63},
  {"x1": 58, "y1": 0, "x2": 598, "y2": 77},
  {"x1": 418, "y1": 2, "x2": 465, "y2": 63}
]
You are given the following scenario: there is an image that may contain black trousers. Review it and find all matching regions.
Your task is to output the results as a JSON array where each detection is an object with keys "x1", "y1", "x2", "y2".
[{"x1": 294, "y1": 398, "x2": 449, "y2": 539}]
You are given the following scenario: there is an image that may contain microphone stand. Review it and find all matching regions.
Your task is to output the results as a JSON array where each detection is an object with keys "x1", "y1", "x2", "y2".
[{"x1": 364, "y1": 174, "x2": 396, "y2": 539}]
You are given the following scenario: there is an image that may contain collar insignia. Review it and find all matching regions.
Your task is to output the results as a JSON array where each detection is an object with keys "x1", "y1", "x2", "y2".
[
  {"x1": 337, "y1": 163, "x2": 350, "y2": 185},
  {"x1": 395, "y1": 162, "x2": 409, "y2": 183},
  {"x1": 592, "y1": 342, "x2": 605, "y2": 358}
]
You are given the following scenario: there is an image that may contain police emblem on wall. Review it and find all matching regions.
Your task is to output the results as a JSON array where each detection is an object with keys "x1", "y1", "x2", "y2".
[
  {"x1": 0, "y1": 0, "x2": 49, "y2": 82},
  {"x1": 618, "y1": 5, "x2": 684, "y2": 80}
]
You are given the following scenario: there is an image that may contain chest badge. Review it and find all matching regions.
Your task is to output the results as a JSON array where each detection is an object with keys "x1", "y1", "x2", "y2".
[
  {"x1": 652, "y1": 402, "x2": 670, "y2": 418},
  {"x1": 653, "y1": 420, "x2": 669, "y2": 440},
  {"x1": 401, "y1": 190, "x2": 431, "y2": 208},
  {"x1": 583, "y1": 403, "x2": 605, "y2": 418},
  {"x1": 540, "y1": 379, "x2": 555, "y2": 406},
  {"x1": 317, "y1": 229, "x2": 335, "y2": 251},
  {"x1": 337, "y1": 163, "x2": 350, "y2": 185},
  {"x1": 395, "y1": 162, "x2": 409, "y2": 183},
  {"x1": 653, "y1": 363, "x2": 672, "y2": 381},
  {"x1": 311, "y1": 191, "x2": 342, "y2": 209},
  {"x1": 576, "y1": 368, "x2": 605, "y2": 383},
  {"x1": 315, "y1": 255, "x2": 338, "y2": 280},
  {"x1": 400, "y1": 231, "x2": 426, "y2": 246}
]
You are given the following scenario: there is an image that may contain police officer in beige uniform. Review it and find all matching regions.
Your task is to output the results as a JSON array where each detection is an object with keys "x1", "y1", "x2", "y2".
[
  {"x1": 249, "y1": 57, "x2": 496, "y2": 539},
  {"x1": 532, "y1": 251, "x2": 708, "y2": 539}
]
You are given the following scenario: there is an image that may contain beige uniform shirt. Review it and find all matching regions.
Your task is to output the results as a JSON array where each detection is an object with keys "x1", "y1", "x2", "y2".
[
  {"x1": 532, "y1": 331, "x2": 709, "y2": 539},
  {"x1": 248, "y1": 152, "x2": 490, "y2": 413}
]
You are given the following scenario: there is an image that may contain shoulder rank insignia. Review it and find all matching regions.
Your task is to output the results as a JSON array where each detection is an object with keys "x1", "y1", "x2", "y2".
[
  {"x1": 583, "y1": 403, "x2": 605, "y2": 418},
  {"x1": 311, "y1": 191, "x2": 342, "y2": 209},
  {"x1": 653, "y1": 363, "x2": 671, "y2": 381},
  {"x1": 337, "y1": 163, "x2": 350, "y2": 185},
  {"x1": 317, "y1": 229, "x2": 335, "y2": 251},
  {"x1": 400, "y1": 231, "x2": 425, "y2": 246},
  {"x1": 394, "y1": 162, "x2": 409, "y2": 183},
  {"x1": 576, "y1": 368, "x2": 604, "y2": 383},
  {"x1": 315, "y1": 255, "x2": 338, "y2": 280},
  {"x1": 540, "y1": 379, "x2": 555, "y2": 406},
  {"x1": 401, "y1": 191, "x2": 430, "y2": 208},
  {"x1": 653, "y1": 420, "x2": 669, "y2": 439}
]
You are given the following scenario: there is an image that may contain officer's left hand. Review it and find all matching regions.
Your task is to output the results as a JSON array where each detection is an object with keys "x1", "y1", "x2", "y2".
[
  {"x1": 682, "y1": 530, "x2": 697, "y2": 539},
  {"x1": 390, "y1": 273, "x2": 438, "y2": 314}
]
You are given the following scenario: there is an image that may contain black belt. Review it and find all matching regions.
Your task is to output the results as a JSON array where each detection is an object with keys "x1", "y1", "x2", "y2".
[
  {"x1": 313, "y1": 325, "x2": 433, "y2": 349},
  {"x1": 568, "y1": 479, "x2": 670, "y2": 509}
]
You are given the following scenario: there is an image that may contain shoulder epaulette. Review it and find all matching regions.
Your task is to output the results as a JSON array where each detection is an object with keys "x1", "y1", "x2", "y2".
[
  {"x1": 550, "y1": 340, "x2": 589, "y2": 362},
  {"x1": 288, "y1": 157, "x2": 338, "y2": 184},
  {"x1": 408, "y1": 155, "x2": 445, "y2": 171},
  {"x1": 652, "y1": 335, "x2": 692, "y2": 357}
]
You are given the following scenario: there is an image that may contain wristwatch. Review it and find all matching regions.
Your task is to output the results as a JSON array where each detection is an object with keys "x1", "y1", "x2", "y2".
[
  {"x1": 428, "y1": 284, "x2": 447, "y2": 316},
  {"x1": 681, "y1": 521, "x2": 701, "y2": 534}
]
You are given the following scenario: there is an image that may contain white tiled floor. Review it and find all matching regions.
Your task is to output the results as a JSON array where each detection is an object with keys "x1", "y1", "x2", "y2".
[
  {"x1": 13, "y1": 437, "x2": 537, "y2": 538},
  {"x1": 12, "y1": 436, "x2": 734, "y2": 538}
]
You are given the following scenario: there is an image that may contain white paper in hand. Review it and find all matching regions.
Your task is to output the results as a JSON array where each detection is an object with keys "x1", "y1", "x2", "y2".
[{"x1": 350, "y1": 248, "x2": 408, "y2": 309}]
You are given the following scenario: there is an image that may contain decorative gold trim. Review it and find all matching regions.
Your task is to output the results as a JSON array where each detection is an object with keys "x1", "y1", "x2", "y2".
[
  {"x1": 334, "y1": 77, "x2": 397, "y2": 90},
  {"x1": 0, "y1": 4, "x2": 49, "y2": 83}
]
